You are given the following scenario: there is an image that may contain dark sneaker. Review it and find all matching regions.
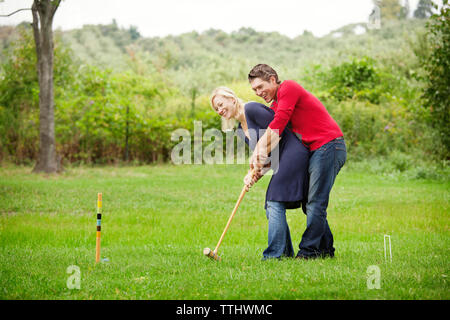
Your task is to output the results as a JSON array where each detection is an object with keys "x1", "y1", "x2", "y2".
[
  {"x1": 295, "y1": 253, "x2": 319, "y2": 260},
  {"x1": 261, "y1": 256, "x2": 282, "y2": 261},
  {"x1": 321, "y1": 251, "x2": 335, "y2": 259}
]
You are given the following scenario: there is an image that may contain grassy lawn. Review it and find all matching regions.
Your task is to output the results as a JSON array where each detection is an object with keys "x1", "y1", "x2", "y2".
[{"x1": 0, "y1": 164, "x2": 448, "y2": 300}]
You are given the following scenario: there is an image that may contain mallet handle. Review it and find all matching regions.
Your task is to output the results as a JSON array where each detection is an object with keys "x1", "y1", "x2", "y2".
[{"x1": 214, "y1": 185, "x2": 247, "y2": 253}]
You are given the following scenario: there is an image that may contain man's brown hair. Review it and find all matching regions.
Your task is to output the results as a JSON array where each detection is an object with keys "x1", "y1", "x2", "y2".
[{"x1": 248, "y1": 64, "x2": 281, "y2": 84}]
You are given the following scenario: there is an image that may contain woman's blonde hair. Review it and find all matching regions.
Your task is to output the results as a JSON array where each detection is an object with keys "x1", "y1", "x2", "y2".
[{"x1": 210, "y1": 86, "x2": 244, "y2": 132}]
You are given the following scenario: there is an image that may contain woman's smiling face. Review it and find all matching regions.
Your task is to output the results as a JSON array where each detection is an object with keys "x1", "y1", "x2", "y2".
[{"x1": 212, "y1": 95, "x2": 236, "y2": 120}]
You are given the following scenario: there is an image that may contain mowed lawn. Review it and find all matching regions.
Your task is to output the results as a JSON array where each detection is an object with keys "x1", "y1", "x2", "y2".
[{"x1": 0, "y1": 164, "x2": 448, "y2": 300}]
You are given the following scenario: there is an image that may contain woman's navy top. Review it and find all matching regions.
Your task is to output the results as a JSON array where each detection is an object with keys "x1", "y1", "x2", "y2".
[{"x1": 236, "y1": 102, "x2": 310, "y2": 211}]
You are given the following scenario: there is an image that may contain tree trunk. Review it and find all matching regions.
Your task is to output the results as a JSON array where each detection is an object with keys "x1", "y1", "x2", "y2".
[
  {"x1": 124, "y1": 105, "x2": 130, "y2": 162},
  {"x1": 31, "y1": 0, "x2": 61, "y2": 173}
]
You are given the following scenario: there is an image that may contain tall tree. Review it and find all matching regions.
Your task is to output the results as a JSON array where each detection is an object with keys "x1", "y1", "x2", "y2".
[
  {"x1": 31, "y1": 0, "x2": 62, "y2": 173},
  {"x1": 414, "y1": 0, "x2": 434, "y2": 18},
  {"x1": 421, "y1": 0, "x2": 449, "y2": 157},
  {"x1": 380, "y1": 0, "x2": 403, "y2": 20},
  {"x1": 401, "y1": 0, "x2": 411, "y2": 19},
  {"x1": 369, "y1": 1, "x2": 382, "y2": 29}
]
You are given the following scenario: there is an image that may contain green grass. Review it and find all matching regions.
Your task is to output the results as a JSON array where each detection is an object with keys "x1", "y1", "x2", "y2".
[{"x1": 0, "y1": 164, "x2": 448, "y2": 300}]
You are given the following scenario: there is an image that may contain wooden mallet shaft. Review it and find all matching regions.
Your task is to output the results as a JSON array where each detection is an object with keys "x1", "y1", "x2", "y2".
[
  {"x1": 204, "y1": 185, "x2": 248, "y2": 261},
  {"x1": 213, "y1": 185, "x2": 247, "y2": 254},
  {"x1": 204, "y1": 169, "x2": 256, "y2": 261}
]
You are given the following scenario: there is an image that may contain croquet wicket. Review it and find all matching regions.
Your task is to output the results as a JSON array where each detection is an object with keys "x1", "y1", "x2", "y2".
[
  {"x1": 96, "y1": 193, "x2": 102, "y2": 263},
  {"x1": 384, "y1": 234, "x2": 392, "y2": 263}
]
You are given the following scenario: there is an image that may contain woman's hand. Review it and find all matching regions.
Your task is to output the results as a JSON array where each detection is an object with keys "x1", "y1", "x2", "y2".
[{"x1": 244, "y1": 169, "x2": 262, "y2": 191}]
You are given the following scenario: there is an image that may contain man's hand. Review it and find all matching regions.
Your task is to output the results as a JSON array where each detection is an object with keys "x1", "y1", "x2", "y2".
[
  {"x1": 249, "y1": 152, "x2": 268, "y2": 171},
  {"x1": 249, "y1": 127, "x2": 280, "y2": 170}
]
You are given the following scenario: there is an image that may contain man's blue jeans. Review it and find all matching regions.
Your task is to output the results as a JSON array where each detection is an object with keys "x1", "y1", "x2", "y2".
[
  {"x1": 297, "y1": 137, "x2": 347, "y2": 258},
  {"x1": 263, "y1": 201, "x2": 295, "y2": 259}
]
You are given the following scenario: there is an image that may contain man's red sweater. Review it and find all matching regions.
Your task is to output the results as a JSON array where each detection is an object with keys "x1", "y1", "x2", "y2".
[{"x1": 268, "y1": 80, "x2": 343, "y2": 151}]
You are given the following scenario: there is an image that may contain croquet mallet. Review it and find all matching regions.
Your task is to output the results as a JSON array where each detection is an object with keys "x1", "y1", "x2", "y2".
[{"x1": 203, "y1": 170, "x2": 256, "y2": 261}]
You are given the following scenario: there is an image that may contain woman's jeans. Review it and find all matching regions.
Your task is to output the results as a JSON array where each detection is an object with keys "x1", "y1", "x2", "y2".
[
  {"x1": 263, "y1": 201, "x2": 295, "y2": 259},
  {"x1": 298, "y1": 137, "x2": 347, "y2": 258}
]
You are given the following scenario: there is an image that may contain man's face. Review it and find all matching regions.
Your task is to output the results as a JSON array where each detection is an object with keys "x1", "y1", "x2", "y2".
[{"x1": 250, "y1": 77, "x2": 279, "y2": 103}]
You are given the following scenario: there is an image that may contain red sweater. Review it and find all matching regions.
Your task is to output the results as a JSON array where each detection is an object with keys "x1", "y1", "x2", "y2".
[{"x1": 268, "y1": 80, "x2": 343, "y2": 151}]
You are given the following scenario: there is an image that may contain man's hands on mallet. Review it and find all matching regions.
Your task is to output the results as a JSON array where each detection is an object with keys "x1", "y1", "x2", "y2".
[{"x1": 245, "y1": 127, "x2": 281, "y2": 191}]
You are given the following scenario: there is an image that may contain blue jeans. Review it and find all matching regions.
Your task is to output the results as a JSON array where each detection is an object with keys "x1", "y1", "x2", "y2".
[
  {"x1": 263, "y1": 201, "x2": 295, "y2": 259},
  {"x1": 297, "y1": 137, "x2": 347, "y2": 258}
]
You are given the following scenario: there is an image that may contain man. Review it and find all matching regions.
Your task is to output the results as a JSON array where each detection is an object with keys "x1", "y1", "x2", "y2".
[{"x1": 245, "y1": 64, "x2": 347, "y2": 259}]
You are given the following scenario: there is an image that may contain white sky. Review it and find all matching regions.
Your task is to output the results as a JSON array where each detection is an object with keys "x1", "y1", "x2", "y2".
[{"x1": 0, "y1": 0, "x2": 421, "y2": 38}]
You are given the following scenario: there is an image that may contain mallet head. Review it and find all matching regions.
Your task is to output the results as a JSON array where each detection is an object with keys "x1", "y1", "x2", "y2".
[{"x1": 203, "y1": 248, "x2": 221, "y2": 261}]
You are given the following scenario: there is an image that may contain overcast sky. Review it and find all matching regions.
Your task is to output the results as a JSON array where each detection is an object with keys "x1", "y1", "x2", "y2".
[{"x1": 0, "y1": 0, "x2": 421, "y2": 38}]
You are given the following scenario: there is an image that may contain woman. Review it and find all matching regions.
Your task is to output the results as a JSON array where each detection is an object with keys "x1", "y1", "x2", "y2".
[{"x1": 210, "y1": 86, "x2": 310, "y2": 260}]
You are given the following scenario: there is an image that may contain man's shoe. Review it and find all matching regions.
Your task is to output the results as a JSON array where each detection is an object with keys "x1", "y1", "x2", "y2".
[
  {"x1": 295, "y1": 254, "x2": 319, "y2": 260},
  {"x1": 261, "y1": 256, "x2": 282, "y2": 261},
  {"x1": 321, "y1": 251, "x2": 335, "y2": 259}
]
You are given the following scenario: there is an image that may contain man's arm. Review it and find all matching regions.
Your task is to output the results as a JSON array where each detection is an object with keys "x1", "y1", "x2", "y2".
[
  {"x1": 249, "y1": 127, "x2": 280, "y2": 171},
  {"x1": 250, "y1": 82, "x2": 300, "y2": 170}
]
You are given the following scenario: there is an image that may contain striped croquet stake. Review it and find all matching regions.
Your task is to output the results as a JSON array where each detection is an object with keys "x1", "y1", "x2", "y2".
[{"x1": 95, "y1": 193, "x2": 102, "y2": 263}]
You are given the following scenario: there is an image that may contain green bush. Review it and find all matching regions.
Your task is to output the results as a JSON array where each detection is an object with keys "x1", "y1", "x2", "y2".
[
  {"x1": 0, "y1": 27, "x2": 71, "y2": 163},
  {"x1": 0, "y1": 28, "x2": 222, "y2": 165},
  {"x1": 321, "y1": 57, "x2": 383, "y2": 103},
  {"x1": 0, "y1": 19, "x2": 446, "y2": 168},
  {"x1": 328, "y1": 99, "x2": 421, "y2": 160}
]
